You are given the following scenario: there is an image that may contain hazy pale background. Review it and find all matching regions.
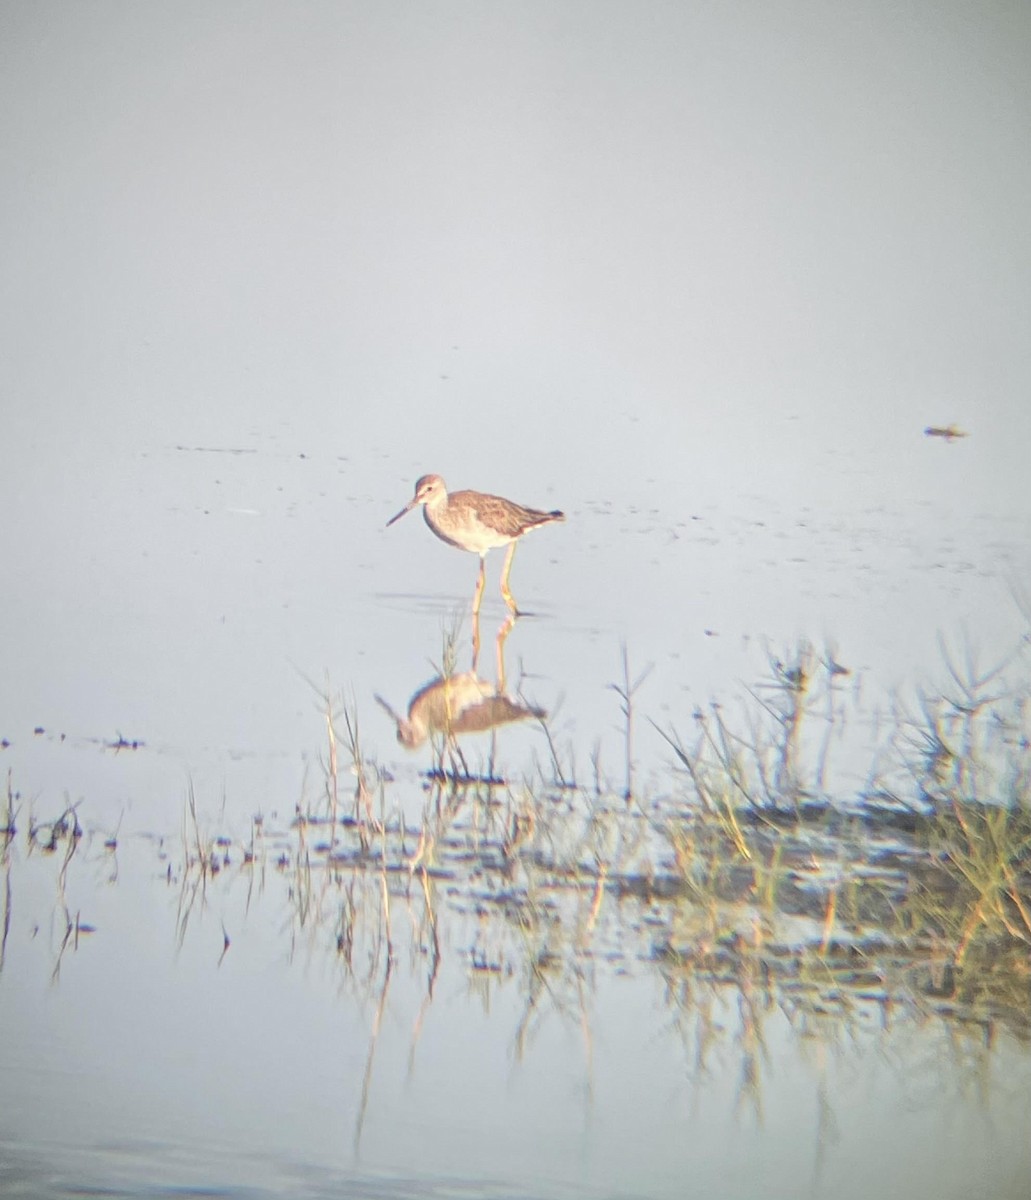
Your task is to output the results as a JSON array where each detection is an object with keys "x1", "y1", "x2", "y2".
[
  {"x1": 2, "y1": 6, "x2": 1031, "y2": 1199},
  {"x1": 2, "y1": 0, "x2": 1030, "y2": 816}
]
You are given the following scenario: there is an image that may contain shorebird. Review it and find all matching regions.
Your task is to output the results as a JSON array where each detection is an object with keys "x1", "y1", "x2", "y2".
[{"x1": 386, "y1": 474, "x2": 565, "y2": 614}]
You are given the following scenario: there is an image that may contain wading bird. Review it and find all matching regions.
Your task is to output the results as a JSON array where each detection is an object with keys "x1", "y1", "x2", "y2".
[{"x1": 387, "y1": 474, "x2": 564, "y2": 614}]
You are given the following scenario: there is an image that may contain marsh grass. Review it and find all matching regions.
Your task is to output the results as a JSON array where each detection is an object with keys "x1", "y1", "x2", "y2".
[
  {"x1": 8, "y1": 796, "x2": 96, "y2": 980},
  {"x1": 6, "y1": 632, "x2": 1028, "y2": 1146},
  {"x1": 910, "y1": 798, "x2": 1031, "y2": 961},
  {"x1": 1, "y1": 770, "x2": 16, "y2": 839},
  {"x1": 873, "y1": 638, "x2": 1031, "y2": 978},
  {"x1": 1, "y1": 776, "x2": 13, "y2": 974}
]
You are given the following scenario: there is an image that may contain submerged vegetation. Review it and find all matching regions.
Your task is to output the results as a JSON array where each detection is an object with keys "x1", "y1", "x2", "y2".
[
  {"x1": 3, "y1": 633, "x2": 1030, "y2": 1130},
  {"x1": 223, "y1": 633, "x2": 1029, "y2": 1045}
]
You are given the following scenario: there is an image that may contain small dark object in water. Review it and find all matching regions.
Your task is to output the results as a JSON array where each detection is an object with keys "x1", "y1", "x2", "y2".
[
  {"x1": 924, "y1": 425, "x2": 968, "y2": 441},
  {"x1": 106, "y1": 733, "x2": 144, "y2": 752}
]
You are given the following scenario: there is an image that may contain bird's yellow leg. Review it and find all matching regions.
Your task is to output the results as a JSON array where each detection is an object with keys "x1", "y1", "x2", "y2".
[
  {"x1": 500, "y1": 542, "x2": 518, "y2": 614},
  {"x1": 472, "y1": 556, "x2": 486, "y2": 615},
  {"x1": 471, "y1": 606, "x2": 482, "y2": 669},
  {"x1": 495, "y1": 613, "x2": 515, "y2": 689}
]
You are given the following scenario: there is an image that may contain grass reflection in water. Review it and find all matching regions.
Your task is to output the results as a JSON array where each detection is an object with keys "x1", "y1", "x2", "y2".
[{"x1": 3, "y1": 632, "x2": 1029, "y2": 1162}]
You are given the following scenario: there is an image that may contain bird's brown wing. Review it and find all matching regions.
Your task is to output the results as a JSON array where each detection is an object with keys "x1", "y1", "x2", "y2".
[{"x1": 456, "y1": 491, "x2": 564, "y2": 538}]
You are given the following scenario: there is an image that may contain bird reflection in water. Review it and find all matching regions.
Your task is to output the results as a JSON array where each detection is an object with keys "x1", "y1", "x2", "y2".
[
  {"x1": 376, "y1": 610, "x2": 546, "y2": 783},
  {"x1": 376, "y1": 671, "x2": 544, "y2": 751}
]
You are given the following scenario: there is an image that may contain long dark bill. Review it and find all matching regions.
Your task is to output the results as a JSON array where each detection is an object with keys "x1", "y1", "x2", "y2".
[{"x1": 386, "y1": 502, "x2": 416, "y2": 527}]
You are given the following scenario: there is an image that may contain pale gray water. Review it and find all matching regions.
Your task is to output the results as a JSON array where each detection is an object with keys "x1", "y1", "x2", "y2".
[
  {"x1": 2, "y1": 812, "x2": 1029, "y2": 1200},
  {"x1": 2, "y1": 2, "x2": 1030, "y2": 1196}
]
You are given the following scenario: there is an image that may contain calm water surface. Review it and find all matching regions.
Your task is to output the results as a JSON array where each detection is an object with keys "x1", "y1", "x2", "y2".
[
  {"x1": 4, "y1": 3, "x2": 1031, "y2": 1196},
  {"x1": 2, "y1": 792, "x2": 1029, "y2": 1200},
  {"x1": 3, "y1": 443, "x2": 1029, "y2": 1198},
  {"x1": 4, "y1": 289, "x2": 1031, "y2": 1200}
]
